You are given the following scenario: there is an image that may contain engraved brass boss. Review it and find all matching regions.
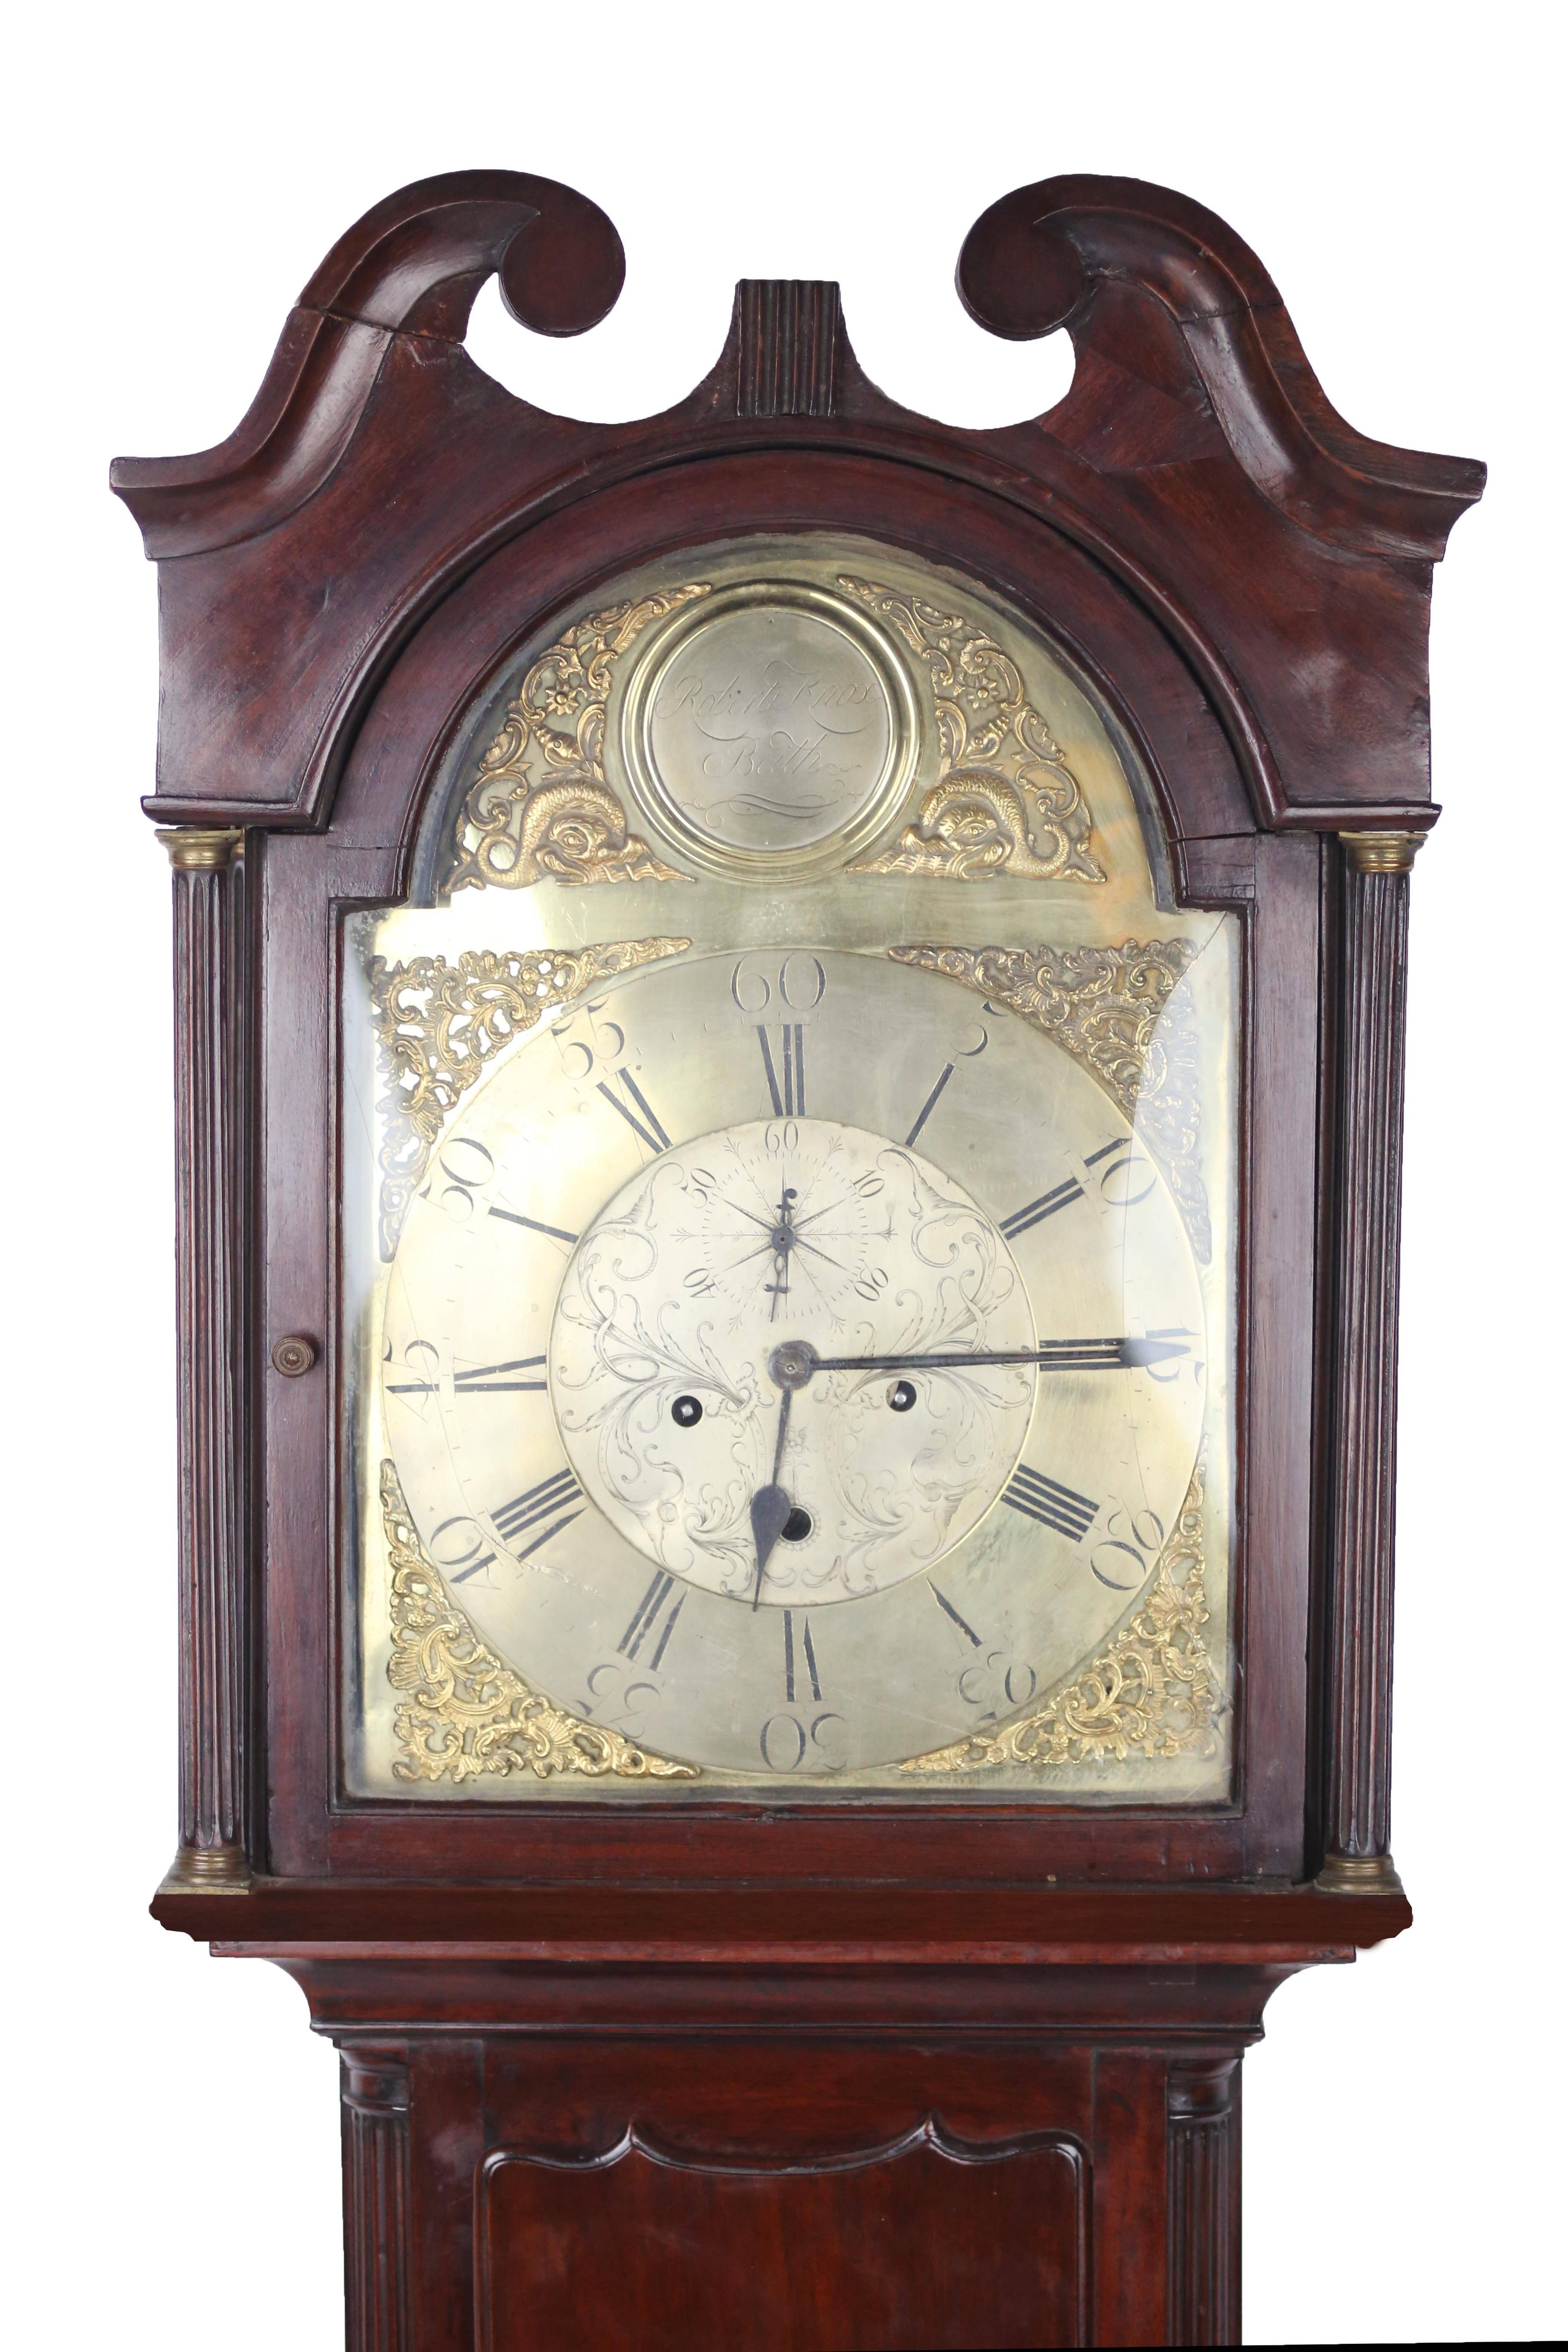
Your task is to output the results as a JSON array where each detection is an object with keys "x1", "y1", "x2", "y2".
[{"x1": 620, "y1": 583, "x2": 919, "y2": 877}]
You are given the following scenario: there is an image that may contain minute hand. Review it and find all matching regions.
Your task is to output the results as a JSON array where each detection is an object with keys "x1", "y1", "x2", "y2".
[{"x1": 810, "y1": 1336, "x2": 1190, "y2": 1373}]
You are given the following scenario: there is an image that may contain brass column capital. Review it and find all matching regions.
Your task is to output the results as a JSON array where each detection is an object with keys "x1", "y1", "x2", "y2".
[
  {"x1": 1315, "y1": 1852, "x2": 1405, "y2": 1896},
  {"x1": 156, "y1": 826, "x2": 243, "y2": 870},
  {"x1": 1338, "y1": 829, "x2": 1425, "y2": 875}
]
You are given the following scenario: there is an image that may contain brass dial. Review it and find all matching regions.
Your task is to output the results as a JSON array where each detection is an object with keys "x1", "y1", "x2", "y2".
[{"x1": 380, "y1": 949, "x2": 1206, "y2": 1779}]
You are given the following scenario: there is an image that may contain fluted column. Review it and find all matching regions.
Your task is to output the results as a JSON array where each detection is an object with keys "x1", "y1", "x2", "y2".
[
  {"x1": 341, "y1": 2049, "x2": 412, "y2": 2352},
  {"x1": 1167, "y1": 2055, "x2": 1242, "y2": 2346},
  {"x1": 156, "y1": 827, "x2": 249, "y2": 1892},
  {"x1": 1318, "y1": 829, "x2": 1423, "y2": 1894}
]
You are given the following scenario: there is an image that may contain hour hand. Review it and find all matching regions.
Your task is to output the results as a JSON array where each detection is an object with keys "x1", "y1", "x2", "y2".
[
  {"x1": 750, "y1": 1482, "x2": 794, "y2": 1591},
  {"x1": 752, "y1": 1377, "x2": 797, "y2": 1606}
]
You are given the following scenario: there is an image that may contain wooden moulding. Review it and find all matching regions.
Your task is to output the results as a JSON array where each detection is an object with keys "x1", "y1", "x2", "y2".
[
  {"x1": 340, "y1": 2046, "x2": 413, "y2": 2352},
  {"x1": 111, "y1": 170, "x2": 1483, "y2": 831},
  {"x1": 1167, "y1": 2055, "x2": 1242, "y2": 2346},
  {"x1": 156, "y1": 827, "x2": 251, "y2": 1894},
  {"x1": 309, "y1": 1976, "x2": 1262, "y2": 2351},
  {"x1": 1317, "y1": 830, "x2": 1423, "y2": 1893},
  {"x1": 152, "y1": 1880, "x2": 1413, "y2": 1958}
]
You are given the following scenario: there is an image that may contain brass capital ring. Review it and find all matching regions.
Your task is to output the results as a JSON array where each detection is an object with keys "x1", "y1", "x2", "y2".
[
  {"x1": 156, "y1": 827, "x2": 243, "y2": 870},
  {"x1": 1338, "y1": 829, "x2": 1424, "y2": 874}
]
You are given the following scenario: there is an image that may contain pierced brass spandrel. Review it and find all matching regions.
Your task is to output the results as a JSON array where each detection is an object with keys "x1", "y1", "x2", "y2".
[
  {"x1": 901, "y1": 1450, "x2": 1218, "y2": 1774},
  {"x1": 381, "y1": 1461, "x2": 698, "y2": 1784},
  {"x1": 839, "y1": 576, "x2": 1104, "y2": 882},
  {"x1": 369, "y1": 938, "x2": 690, "y2": 1258},
  {"x1": 447, "y1": 589, "x2": 708, "y2": 891},
  {"x1": 890, "y1": 938, "x2": 1210, "y2": 1261}
]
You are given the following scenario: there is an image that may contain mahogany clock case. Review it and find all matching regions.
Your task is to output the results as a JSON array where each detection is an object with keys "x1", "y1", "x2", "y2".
[{"x1": 116, "y1": 168, "x2": 1482, "y2": 2348}]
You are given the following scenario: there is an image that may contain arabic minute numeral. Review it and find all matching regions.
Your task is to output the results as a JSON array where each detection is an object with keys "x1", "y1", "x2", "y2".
[
  {"x1": 1090, "y1": 1504, "x2": 1167, "y2": 1591},
  {"x1": 759, "y1": 1709, "x2": 847, "y2": 1772},
  {"x1": 959, "y1": 1650, "x2": 1039, "y2": 1721},
  {"x1": 580, "y1": 1659, "x2": 660, "y2": 1726},
  {"x1": 552, "y1": 1000, "x2": 625, "y2": 1082},
  {"x1": 419, "y1": 1134, "x2": 494, "y2": 1222},
  {"x1": 1083, "y1": 1136, "x2": 1158, "y2": 1207},
  {"x1": 427, "y1": 1516, "x2": 500, "y2": 1587},
  {"x1": 730, "y1": 952, "x2": 827, "y2": 1017}
]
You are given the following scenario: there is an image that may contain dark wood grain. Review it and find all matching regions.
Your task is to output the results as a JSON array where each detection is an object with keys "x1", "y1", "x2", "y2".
[
  {"x1": 302, "y1": 1965, "x2": 1292, "y2": 2349},
  {"x1": 111, "y1": 172, "x2": 1482, "y2": 831},
  {"x1": 479, "y1": 2126, "x2": 1085, "y2": 2350},
  {"x1": 735, "y1": 280, "x2": 843, "y2": 416},
  {"x1": 340, "y1": 2047, "x2": 412, "y2": 2352},
  {"x1": 153, "y1": 1877, "x2": 1410, "y2": 1954},
  {"x1": 1317, "y1": 835, "x2": 1420, "y2": 1891},
  {"x1": 158, "y1": 830, "x2": 250, "y2": 1892},
  {"x1": 1167, "y1": 2056, "x2": 1242, "y2": 2346},
  {"x1": 957, "y1": 175, "x2": 1482, "y2": 557},
  {"x1": 326, "y1": 450, "x2": 1256, "y2": 867}
]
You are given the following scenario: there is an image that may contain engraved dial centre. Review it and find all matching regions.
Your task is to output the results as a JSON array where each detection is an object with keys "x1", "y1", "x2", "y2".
[{"x1": 549, "y1": 1119, "x2": 1036, "y2": 1605}]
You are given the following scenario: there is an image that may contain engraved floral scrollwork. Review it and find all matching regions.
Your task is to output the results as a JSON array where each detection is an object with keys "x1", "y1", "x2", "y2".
[
  {"x1": 381, "y1": 1461, "x2": 698, "y2": 1784},
  {"x1": 901, "y1": 1450, "x2": 1218, "y2": 1773},
  {"x1": 890, "y1": 939, "x2": 1210, "y2": 1260},
  {"x1": 369, "y1": 939, "x2": 690, "y2": 1258},
  {"x1": 838, "y1": 576, "x2": 1104, "y2": 882},
  {"x1": 447, "y1": 588, "x2": 710, "y2": 891}
]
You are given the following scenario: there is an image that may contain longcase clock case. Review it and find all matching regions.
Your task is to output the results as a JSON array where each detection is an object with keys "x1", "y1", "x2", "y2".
[{"x1": 116, "y1": 171, "x2": 1482, "y2": 2349}]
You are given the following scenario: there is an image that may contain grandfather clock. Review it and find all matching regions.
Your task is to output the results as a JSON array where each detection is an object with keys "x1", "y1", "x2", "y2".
[{"x1": 116, "y1": 172, "x2": 1482, "y2": 2347}]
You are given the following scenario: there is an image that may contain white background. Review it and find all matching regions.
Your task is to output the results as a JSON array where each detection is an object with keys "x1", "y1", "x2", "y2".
[{"x1": 5, "y1": 3, "x2": 1560, "y2": 2342}]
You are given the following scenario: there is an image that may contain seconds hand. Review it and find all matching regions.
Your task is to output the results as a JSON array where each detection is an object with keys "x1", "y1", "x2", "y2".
[{"x1": 768, "y1": 1184, "x2": 796, "y2": 1322}]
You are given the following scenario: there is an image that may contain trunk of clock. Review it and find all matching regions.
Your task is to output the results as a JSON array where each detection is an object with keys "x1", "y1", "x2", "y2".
[{"x1": 266, "y1": 1952, "x2": 1278, "y2": 2351}]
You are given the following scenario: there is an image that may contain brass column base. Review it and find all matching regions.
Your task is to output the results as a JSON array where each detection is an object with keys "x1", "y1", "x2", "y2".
[
  {"x1": 1314, "y1": 1852, "x2": 1404, "y2": 1896},
  {"x1": 159, "y1": 1843, "x2": 252, "y2": 1894}
]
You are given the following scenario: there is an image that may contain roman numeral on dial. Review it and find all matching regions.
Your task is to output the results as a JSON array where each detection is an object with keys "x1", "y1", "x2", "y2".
[
  {"x1": 999, "y1": 1176, "x2": 1085, "y2": 1240},
  {"x1": 905, "y1": 1062, "x2": 954, "y2": 1148},
  {"x1": 618, "y1": 1570, "x2": 687, "y2": 1668},
  {"x1": 783, "y1": 1609, "x2": 822, "y2": 1702},
  {"x1": 492, "y1": 1468, "x2": 584, "y2": 1559},
  {"x1": 758, "y1": 1024, "x2": 806, "y2": 1116},
  {"x1": 386, "y1": 1354, "x2": 548, "y2": 1396},
  {"x1": 488, "y1": 1206, "x2": 579, "y2": 1244},
  {"x1": 457, "y1": 1355, "x2": 547, "y2": 1393},
  {"x1": 596, "y1": 1067, "x2": 671, "y2": 1153},
  {"x1": 1003, "y1": 1464, "x2": 1099, "y2": 1543},
  {"x1": 929, "y1": 1583, "x2": 982, "y2": 1646}
]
